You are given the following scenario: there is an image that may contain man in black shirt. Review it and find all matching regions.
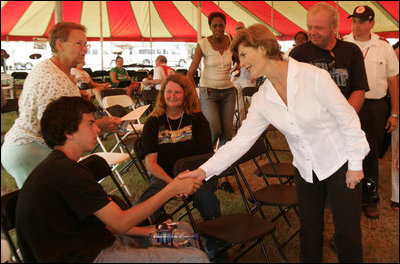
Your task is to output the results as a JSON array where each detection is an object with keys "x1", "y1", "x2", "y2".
[
  {"x1": 15, "y1": 96, "x2": 208, "y2": 263},
  {"x1": 290, "y1": 2, "x2": 369, "y2": 112}
]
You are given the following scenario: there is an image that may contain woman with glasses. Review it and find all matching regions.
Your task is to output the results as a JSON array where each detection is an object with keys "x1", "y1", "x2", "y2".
[
  {"x1": 180, "y1": 24, "x2": 370, "y2": 263},
  {"x1": 187, "y1": 11, "x2": 237, "y2": 193},
  {"x1": 1, "y1": 22, "x2": 121, "y2": 188}
]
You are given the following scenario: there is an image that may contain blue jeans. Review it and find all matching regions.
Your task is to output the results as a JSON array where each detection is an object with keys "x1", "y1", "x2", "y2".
[{"x1": 200, "y1": 87, "x2": 236, "y2": 147}]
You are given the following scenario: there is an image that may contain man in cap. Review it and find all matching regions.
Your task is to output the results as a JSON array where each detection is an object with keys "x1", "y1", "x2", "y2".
[
  {"x1": 343, "y1": 5, "x2": 399, "y2": 219},
  {"x1": 290, "y1": 2, "x2": 369, "y2": 113}
]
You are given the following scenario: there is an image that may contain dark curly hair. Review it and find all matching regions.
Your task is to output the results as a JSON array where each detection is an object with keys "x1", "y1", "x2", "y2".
[
  {"x1": 208, "y1": 12, "x2": 226, "y2": 26},
  {"x1": 41, "y1": 96, "x2": 97, "y2": 148}
]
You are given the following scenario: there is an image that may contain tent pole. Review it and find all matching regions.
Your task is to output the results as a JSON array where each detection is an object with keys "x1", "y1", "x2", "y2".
[
  {"x1": 100, "y1": 1, "x2": 104, "y2": 71},
  {"x1": 197, "y1": 1, "x2": 202, "y2": 42},
  {"x1": 336, "y1": 1, "x2": 340, "y2": 38},
  {"x1": 55, "y1": 1, "x2": 63, "y2": 23},
  {"x1": 271, "y1": 1, "x2": 274, "y2": 33},
  {"x1": 148, "y1": 1, "x2": 153, "y2": 65}
]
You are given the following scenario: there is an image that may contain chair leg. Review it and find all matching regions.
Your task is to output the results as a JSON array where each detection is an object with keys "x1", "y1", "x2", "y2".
[
  {"x1": 109, "y1": 172, "x2": 132, "y2": 207},
  {"x1": 271, "y1": 232, "x2": 288, "y2": 262},
  {"x1": 112, "y1": 166, "x2": 132, "y2": 197}
]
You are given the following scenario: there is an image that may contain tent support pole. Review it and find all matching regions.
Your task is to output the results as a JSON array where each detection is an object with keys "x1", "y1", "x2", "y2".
[
  {"x1": 100, "y1": 1, "x2": 104, "y2": 71},
  {"x1": 148, "y1": 1, "x2": 153, "y2": 64},
  {"x1": 197, "y1": 1, "x2": 202, "y2": 42},
  {"x1": 55, "y1": 1, "x2": 63, "y2": 23}
]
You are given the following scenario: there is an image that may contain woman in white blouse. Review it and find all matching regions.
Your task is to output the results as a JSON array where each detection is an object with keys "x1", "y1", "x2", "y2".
[
  {"x1": 181, "y1": 24, "x2": 370, "y2": 263},
  {"x1": 1, "y1": 22, "x2": 120, "y2": 188}
]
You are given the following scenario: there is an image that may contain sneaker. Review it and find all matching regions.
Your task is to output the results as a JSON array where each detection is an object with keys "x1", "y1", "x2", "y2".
[
  {"x1": 390, "y1": 201, "x2": 399, "y2": 210},
  {"x1": 219, "y1": 181, "x2": 234, "y2": 193}
]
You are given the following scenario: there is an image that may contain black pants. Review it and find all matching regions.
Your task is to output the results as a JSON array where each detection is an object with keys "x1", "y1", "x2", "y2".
[
  {"x1": 295, "y1": 163, "x2": 362, "y2": 263},
  {"x1": 359, "y1": 98, "x2": 390, "y2": 206}
]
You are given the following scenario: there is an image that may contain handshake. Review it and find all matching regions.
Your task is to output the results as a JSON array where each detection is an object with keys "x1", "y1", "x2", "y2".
[{"x1": 167, "y1": 169, "x2": 207, "y2": 198}]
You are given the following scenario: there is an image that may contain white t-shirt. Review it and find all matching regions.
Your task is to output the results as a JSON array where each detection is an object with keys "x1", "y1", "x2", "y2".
[
  {"x1": 71, "y1": 68, "x2": 91, "y2": 88},
  {"x1": 4, "y1": 59, "x2": 80, "y2": 146},
  {"x1": 198, "y1": 36, "x2": 234, "y2": 89},
  {"x1": 153, "y1": 64, "x2": 174, "y2": 90},
  {"x1": 344, "y1": 32, "x2": 399, "y2": 99}
]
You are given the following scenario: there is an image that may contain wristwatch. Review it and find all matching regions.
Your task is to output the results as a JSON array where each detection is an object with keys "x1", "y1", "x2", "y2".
[{"x1": 391, "y1": 113, "x2": 399, "y2": 119}]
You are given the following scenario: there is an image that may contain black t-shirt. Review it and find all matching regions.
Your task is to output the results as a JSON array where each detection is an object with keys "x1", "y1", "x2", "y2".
[
  {"x1": 16, "y1": 150, "x2": 115, "y2": 263},
  {"x1": 289, "y1": 39, "x2": 369, "y2": 99},
  {"x1": 141, "y1": 112, "x2": 213, "y2": 177}
]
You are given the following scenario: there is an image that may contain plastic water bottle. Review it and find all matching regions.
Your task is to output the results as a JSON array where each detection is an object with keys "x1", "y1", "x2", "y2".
[{"x1": 150, "y1": 228, "x2": 199, "y2": 248}]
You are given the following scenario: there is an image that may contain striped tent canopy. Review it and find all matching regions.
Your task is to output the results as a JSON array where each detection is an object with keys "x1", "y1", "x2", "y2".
[{"x1": 1, "y1": 1, "x2": 399, "y2": 42}]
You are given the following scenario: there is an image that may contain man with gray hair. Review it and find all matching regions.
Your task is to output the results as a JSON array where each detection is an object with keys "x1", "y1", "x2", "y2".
[
  {"x1": 290, "y1": 2, "x2": 369, "y2": 113},
  {"x1": 143, "y1": 55, "x2": 175, "y2": 90}
]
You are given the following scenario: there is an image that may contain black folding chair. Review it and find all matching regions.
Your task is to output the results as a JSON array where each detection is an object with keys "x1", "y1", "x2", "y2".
[
  {"x1": 236, "y1": 138, "x2": 299, "y2": 249},
  {"x1": 1, "y1": 190, "x2": 23, "y2": 263},
  {"x1": 173, "y1": 153, "x2": 287, "y2": 262},
  {"x1": 241, "y1": 86, "x2": 259, "y2": 117},
  {"x1": 79, "y1": 154, "x2": 132, "y2": 207},
  {"x1": 1, "y1": 98, "x2": 19, "y2": 145}
]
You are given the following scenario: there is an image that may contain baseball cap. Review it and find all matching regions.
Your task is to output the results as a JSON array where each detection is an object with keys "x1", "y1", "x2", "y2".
[{"x1": 348, "y1": 5, "x2": 375, "y2": 21}]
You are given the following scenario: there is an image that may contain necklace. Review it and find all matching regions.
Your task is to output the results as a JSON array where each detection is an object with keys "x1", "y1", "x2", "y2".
[{"x1": 166, "y1": 114, "x2": 183, "y2": 143}]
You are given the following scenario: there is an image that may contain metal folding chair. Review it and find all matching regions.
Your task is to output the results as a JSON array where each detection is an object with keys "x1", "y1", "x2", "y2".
[
  {"x1": 173, "y1": 153, "x2": 287, "y2": 262},
  {"x1": 1, "y1": 190, "x2": 23, "y2": 263}
]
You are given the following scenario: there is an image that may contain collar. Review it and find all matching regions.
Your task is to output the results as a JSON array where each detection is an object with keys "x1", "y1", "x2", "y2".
[
  {"x1": 263, "y1": 58, "x2": 300, "y2": 108},
  {"x1": 346, "y1": 32, "x2": 380, "y2": 47}
]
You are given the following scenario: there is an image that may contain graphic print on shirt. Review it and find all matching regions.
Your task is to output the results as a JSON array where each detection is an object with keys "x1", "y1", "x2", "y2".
[
  {"x1": 158, "y1": 124, "x2": 193, "y2": 144},
  {"x1": 311, "y1": 58, "x2": 349, "y2": 94}
]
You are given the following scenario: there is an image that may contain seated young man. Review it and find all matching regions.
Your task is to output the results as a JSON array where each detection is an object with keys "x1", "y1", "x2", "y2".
[{"x1": 15, "y1": 96, "x2": 209, "y2": 263}]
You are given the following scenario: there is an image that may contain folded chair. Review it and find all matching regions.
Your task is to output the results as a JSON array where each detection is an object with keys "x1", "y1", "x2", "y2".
[
  {"x1": 256, "y1": 126, "x2": 295, "y2": 185},
  {"x1": 101, "y1": 96, "x2": 150, "y2": 182},
  {"x1": 173, "y1": 153, "x2": 287, "y2": 263},
  {"x1": 79, "y1": 154, "x2": 132, "y2": 207},
  {"x1": 236, "y1": 138, "x2": 299, "y2": 249},
  {"x1": 1, "y1": 190, "x2": 23, "y2": 263},
  {"x1": 241, "y1": 86, "x2": 259, "y2": 117}
]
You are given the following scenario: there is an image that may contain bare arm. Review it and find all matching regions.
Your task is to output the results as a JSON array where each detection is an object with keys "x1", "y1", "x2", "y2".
[
  {"x1": 347, "y1": 90, "x2": 365, "y2": 113},
  {"x1": 385, "y1": 76, "x2": 399, "y2": 133},
  {"x1": 145, "y1": 152, "x2": 173, "y2": 184},
  {"x1": 94, "y1": 176, "x2": 202, "y2": 234},
  {"x1": 110, "y1": 71, "x2": 119, "y2": 84},
  {"x1": 187, "y1": 44, "x2": 203, "y2": 88}
]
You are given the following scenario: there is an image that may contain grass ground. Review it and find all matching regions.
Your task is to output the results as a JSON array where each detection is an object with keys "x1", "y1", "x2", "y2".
[{"x1": 1, "y1": 100, "x2": 398, "y2": 262}]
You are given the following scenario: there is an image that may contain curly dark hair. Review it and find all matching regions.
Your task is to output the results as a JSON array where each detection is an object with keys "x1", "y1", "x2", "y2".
[
  {"x1": 208, "y1": 12, "x2": 226, "y2": 26},
  {"x1": 294, "y1": 31, "x2": 309, "y2": 42},
  {"x1": 41, "y1": 96, "x2": 97, "y2": 148}
]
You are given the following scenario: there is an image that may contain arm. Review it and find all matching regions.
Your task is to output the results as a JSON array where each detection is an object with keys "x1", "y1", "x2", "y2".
[
  {"x1": 110, "y1": 70, "x2": 119, "y2": 84},
  {"x1": 315, "y1": 69, "x2": 369, "y2": 186},
  {"x1": 145, "y1": 152, "x2": 174, "y2": 184},
  {"x1": 94, "y1": 176, "x2": 203, "y2": 234},
  {"x1": 187, "y1": 44, "x2": 203, "y2": 88},
  {"x1": 347, "y1": 90, "x2": 365, "y2": 112},
  {"x1": 95, "y1": 116, "x2": 122, "y2": 133},
  {"x1": 385, "y1": 76, "x2": 399, "y2": 133}
]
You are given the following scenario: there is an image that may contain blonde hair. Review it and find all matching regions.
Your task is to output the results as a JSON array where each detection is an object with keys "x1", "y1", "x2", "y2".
[
  {"x1": 308, "y1": 2, "x2": 339, "y2": 29},
  {"x1": 150, "y1": 73, "x2": 201, "y2": 117},
  {"x1": 230, "y1": 24, "x2": 283, "y2": 60},
  {"x1": 49, "y1": 22, "x2": 86, "y2": 54}
]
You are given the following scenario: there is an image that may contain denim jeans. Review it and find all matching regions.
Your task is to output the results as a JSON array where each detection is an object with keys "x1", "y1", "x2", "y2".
[{"x1": 199, "y1": 87, "x2": 236, "y2": 147}]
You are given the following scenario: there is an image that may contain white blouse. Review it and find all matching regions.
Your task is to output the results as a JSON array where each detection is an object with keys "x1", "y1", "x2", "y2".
[
  {"x1": 198, "y1": 36, "x2": 233, "y2": 89},
  {"x1": 4, "y1": 59, "x2": 80, "y2": 146},
  {"x1": 200, "y1": 58, "x2": 370, "y2": 183}
]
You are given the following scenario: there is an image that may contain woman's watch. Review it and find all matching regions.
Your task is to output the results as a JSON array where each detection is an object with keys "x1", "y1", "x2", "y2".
[{"x1": 391, "y1": 113, "x2": 399, "y2": 119}]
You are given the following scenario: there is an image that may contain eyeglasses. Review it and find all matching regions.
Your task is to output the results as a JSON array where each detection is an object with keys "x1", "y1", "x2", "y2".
[{"x1": 64, "y1": 41, "x2": 91, "y2": 49}]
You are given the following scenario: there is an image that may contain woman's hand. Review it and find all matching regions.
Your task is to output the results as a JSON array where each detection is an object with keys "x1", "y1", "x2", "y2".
[
  {"x1": 178, "y1": 168, "x2": 206, "y2": 182},
  {"x1": 346, "y1": 170, "x2": 364, "y2": 189}
]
